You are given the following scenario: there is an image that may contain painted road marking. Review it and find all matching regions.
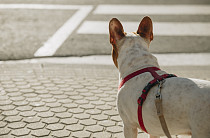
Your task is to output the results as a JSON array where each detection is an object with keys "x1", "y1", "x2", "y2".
[
  {"x1": 94, "y1": 5, "x2": 210, "y2": 15},
  {"x1": 1, "y1": 53, "x2": 210, "y2": 66},
  {"x1": 0, "y1": 4, "x2": 89, "y2": 10},
  {"x1": 77, "y1": 21, "x2": 210, "y2": 36},
  {"x1": 0, "y1": 4, "x2": 93, "y2": 57},
  {"x1": 34, "y1": 6, "x2": 93, "y2": 57}
]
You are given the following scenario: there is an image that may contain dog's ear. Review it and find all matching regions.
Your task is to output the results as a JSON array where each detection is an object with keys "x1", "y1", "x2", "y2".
[
  {"x1": 137, "y1": 16, "x2": 153, "y2": 42},
  {"x1": 109, "y1": 18, "x2": 125, "y2": 68},
  {"x1": 109, "y1": 18, "x2": 125, "y2": 45}
]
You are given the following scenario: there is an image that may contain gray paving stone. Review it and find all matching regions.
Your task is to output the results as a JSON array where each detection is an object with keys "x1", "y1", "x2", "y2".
[
  {"x1": 63, "y1": 103, "x2": 78, "y2": 108},
  {"x1": 57, "y1": 99, "x2": 73, "y2": 104},
  {"x1": 4, "y1": 88, "x2": 19, "y2": 93},
  {"x1": 104, "y1": 110, "x2": 119, "y2": 116},
  {"x1": 27, "y1": 122, "x2": 46, "y2": 130},
  {"x1": 69, "y1": 95, "x2": 84, "y2": 100},
  {"x1": 39, "y1": 94, "x2": 53, "y2": 99},
  {"x1": 0, "y1": 121, "x2": 7, "y2": 128},
  {"x1": 80, "y1": 92, "x2": 94, "y2": 97},
  {"x1": 101, "y1": 97, "x2": 116, "y2": 102},
  {"x1": 75, "y1": 89, "x2": 88, "y2": 93},
  {"x1": 86, "y1": 125, "x2": 104, "y2": 133},
  {"x1": 0, "y1": 128, "x2": 11, "y2": 136},
  {"x1": 56, "y1": 84, "x2": 69, "y2": 88},
  {"x1": 91, "y1": 100, "x2": 106, "y2": 105},
  {"x1": 86, "y1": 86, "x2": 98, "y2": 90},
  {"x1": 38, "y1": 111, "x2": 55, "y2": 118},
  {"x1": 96, "y1": 105, "x2": 112, "y2": 111},
  {"x1": 52, "y1": 130, "x2": 71, "y2": 138},
  {"x1": 0, "y1": 100, "x2": 12, "y2": 105},
  {"x1": 99, "y1": 120, "x2": 116, "y2": 127},
  {"x1": 118, "y1": 121, "x2": 124, "y2": 127},
  {"x1": 50, "y1": 91, "x2": 65, "y2": 95},
  {"x1": 95, "y1": 93, "x2": 109, "y2": 98},
  {"x1": 91, "y1": 89, "x2": 104, "y2": 94},
  {"x1": 46, "y1": 102, "x2": 61, "y2": 108},
  {"x1": 20, "y1": 111, "x2": 37, "y2": 117},
  {"x1": 29, "y1": 82, "x2": 42, "y2": 86},
  {"x1": 42, "y1": 117, "x2": 60, "y2": 124},
  {"x1": 54, "y1": 94, "x2": 68, "y2": 99},
  {"x1": 74, "y1": 113, "x2": 90, "y2": 120},
  {"x1": 0, "y1": 95, "x2": 9, "y2": 100},
  {"x1": 60, "y1": 118, "x2": 78, "y2": 125},
  {"x1": 74, "y1": 99, "x2": 89, "y2": 104},
  {"x1": 13, "y1": 101, "x2": 29, "y2": 106},
  {"x1": 26, "y1": 97, "x2": 41, "y2": 102},
  {"x1": 106, "y1": 126, "x2": 123, "y2": 133},
  {"x1": 71, "y1": 131, "x2": 91, "y2": 138},
  {"x1": 16, "y1": 105, "x2": 33, "y2": 111},
  {"x1": 66, "y1": 124, "x2": 84, "y2": 132},
  {"x1": 51, "y1": 107, "x2": 67, "y2": 113},
  {"x1": 80, "y1": 119, "x2": 97, "y2": 126},
  {"x1": 11, "y1": 128, "x2": 31, "y2": 137},
  {"x1": 3, "y1": 84, "x2": 16, "y2": 88},
  {"x1": 8, "y1": 122, "x2": 27, "y2": 129},
  {"x1": 55, "y1": 112, "x2": 73, "y2": 119},
  {"x1": 92, "y1": 114, "x2": 109, "y2": 121},
  {"x1": 32, "y1": 86, "x2": 45, "y2": 90},
  {"x1": 86, "y1": 109, "x2": 102, "y2": 115},
  {"x1": 5, "y1": 116, "x2": 22, "y2": 123},
  {"x1": 35, "y1": 89, "x2": 49, "y2": 94},
  {"x1": 46, "y1": 87, "x2": 59, "y2": 91},
  {"x1": 107, "y1": 102, "x2": 117, "y2": 107},
  {"x1": 34, "y1": 106, "x2": 50, "y2": 112},
  {"x1": 80, "y1": 104, "x2": 95, "y2": 110},
  {"x1": 113, "y1": 132, "x2": 125, "y2": 138},
  {"x1": 31, "y1": 129, "x2": 51, "y2": 137},
  {"x1": 85, "y1": 96, "x2": 99, "y2": 101},
  {"x1": 46, "y1": 124, "x2": 64, "y2": 131},
  {"x1": 43, "y1": 98, "x2": 57, "y2": 103},
  {"x1": 7, "y1": 92, "x2": 22, "y2": 97},
  {"x1": 111, "y1": 116, "x2": 122, "y2": 122},
  {"x1": 30, "y1": 101, "x2": 45, "y2": 107},
  {"x1": 20, "y1": 88, "x2": 34, "y2": 93},
  {"x1": 69, "y1": 108, "x2": 84, "y2": 114},
  {"x1": 92, "y1": 132, "x2": 112, "y2": 138},
  {"x1": 1, "y1": 110, "x2": 19, "y2": 116},
  {"x1": 23, "y1": 116, "x2": 41, "y2": 123}
]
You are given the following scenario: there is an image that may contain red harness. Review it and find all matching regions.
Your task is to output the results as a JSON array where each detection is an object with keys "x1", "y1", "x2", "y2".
[{"x1": 118, "y1": 67, "x2": 176, "y2": 133}]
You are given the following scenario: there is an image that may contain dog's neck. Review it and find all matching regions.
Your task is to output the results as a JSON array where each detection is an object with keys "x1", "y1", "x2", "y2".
[{"x1": 117, "y1": 37, "x2": 159, "y2": 80}]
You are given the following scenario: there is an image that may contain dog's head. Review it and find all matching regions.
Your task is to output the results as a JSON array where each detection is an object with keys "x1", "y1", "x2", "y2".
[{"x1": 109, "y1": 16, "x2": 153, "y2": 68}]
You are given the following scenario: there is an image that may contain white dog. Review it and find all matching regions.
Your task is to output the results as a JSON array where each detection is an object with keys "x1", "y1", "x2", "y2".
[{"x1": 109, "y1": 16, "x2": 210, "y2": 138}]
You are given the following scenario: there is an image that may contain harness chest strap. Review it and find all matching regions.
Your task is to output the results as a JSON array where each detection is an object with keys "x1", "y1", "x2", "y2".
[{"x1": 118, "y1": 67, "x2": 176, "y2": 138}]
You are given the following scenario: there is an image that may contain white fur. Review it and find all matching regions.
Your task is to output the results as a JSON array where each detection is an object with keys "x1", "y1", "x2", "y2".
[{"x1": 116, "y1": 34, "x2": 210, "y2": 138}]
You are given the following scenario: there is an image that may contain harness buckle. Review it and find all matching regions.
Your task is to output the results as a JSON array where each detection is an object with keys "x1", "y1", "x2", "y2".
[{"x1": 155, "y1": 79, "x2": 165, "y2": 100}]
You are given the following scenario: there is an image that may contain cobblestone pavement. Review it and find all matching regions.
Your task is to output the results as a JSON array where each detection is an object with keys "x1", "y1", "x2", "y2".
[{"x1": 0, "y1": 63, "x2": 210, "y2": 138}]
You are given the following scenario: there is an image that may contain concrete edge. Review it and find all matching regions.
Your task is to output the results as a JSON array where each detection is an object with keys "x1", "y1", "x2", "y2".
[{"x1": 0, "y1": 53, "x2": 210, "y2": 66}]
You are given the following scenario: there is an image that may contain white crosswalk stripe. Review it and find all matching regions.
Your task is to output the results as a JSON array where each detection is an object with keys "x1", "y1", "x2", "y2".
[
  {"x1": 94, "y1": 5, "x2": 210, "y2": 15},
  {"x1": 78, "y1": 5, "x2": 210, "y2": 36},
  {"x1": 77, "y1": 21, "x2": 210, "y2": 36}
]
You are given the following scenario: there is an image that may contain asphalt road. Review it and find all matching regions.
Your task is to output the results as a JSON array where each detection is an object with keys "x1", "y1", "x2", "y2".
[{"x1": 0, "y1": 0, "x2": 210, "y2": 60}]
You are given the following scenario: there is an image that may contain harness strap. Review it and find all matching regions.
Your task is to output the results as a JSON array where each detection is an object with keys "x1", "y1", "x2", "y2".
[
  {"x1": 118, "y1": 67, "x2": 160, "y2": 90},
  {"x1": 137, "y1": 74, "x2": 176, "y2": 134},
  {"x1": 118, "y1": 67, "x2": 176, "y2": 137},
  {"x1": 155, "y1": 97, "x2": 172, "y2": 138}
]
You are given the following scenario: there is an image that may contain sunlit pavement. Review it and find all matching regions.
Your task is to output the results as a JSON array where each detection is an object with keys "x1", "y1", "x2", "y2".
[{"x1": 1, "y1": 62, "x2": 209, "y2": 137}]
